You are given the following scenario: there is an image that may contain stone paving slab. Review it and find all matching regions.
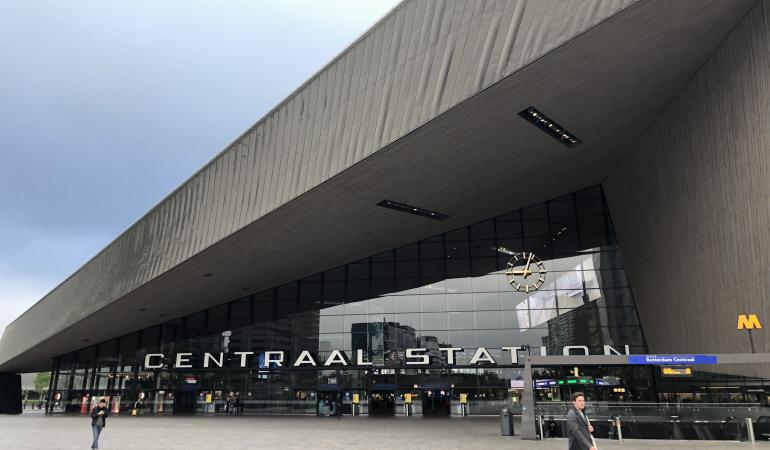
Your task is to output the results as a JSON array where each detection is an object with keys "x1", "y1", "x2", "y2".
[{"x1": 0, "y1": 415, "x2": 767, "y2": 449}]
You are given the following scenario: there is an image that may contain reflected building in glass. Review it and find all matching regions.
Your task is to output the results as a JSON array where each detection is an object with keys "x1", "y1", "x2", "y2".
[{"x1": 46, "y1": 187, "x2": 653, "y2": 416}]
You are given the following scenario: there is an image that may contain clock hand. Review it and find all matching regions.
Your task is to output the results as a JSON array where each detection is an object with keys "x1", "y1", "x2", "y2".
[{"x1": 522, "y1": 252, "x2": 533, "y2": 278}]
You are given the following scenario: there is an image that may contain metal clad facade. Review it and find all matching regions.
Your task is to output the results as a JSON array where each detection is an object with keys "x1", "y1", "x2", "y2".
[
  {"x1": 0, "y1": 0, "x2": 637, "y2": 366},
  {"x1": 604, "y1": 0, "x2": 770, "y2": 365}
]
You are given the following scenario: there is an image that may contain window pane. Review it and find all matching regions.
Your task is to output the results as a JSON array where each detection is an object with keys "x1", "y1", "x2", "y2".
[{"x1": 448, "y1": 312, "x2": 475, "y2": 329}]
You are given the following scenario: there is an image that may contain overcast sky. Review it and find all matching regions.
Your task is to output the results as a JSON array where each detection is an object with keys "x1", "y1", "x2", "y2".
[{"x1": 0, "y1": 0, "x2": 400, "y2": 335}]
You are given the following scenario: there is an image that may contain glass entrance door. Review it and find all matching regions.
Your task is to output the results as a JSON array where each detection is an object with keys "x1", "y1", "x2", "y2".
[
  {"x1": 173, "y1": 391, "x2": 196, "y2": 414},
  {"x1": 317, "y1": 391, "x2": 340, "y2": 416},
  {"x1": 369, "y1": 391, "x2": 395, "y2": 416},
  {"x1": 422, "y1": 389, "x2": 450, "y2": 417}
]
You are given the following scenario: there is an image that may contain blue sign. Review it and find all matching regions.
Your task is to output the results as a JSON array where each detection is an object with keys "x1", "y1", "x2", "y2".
[
  {"x1": 628, "y1": 354, "x2": 717, "y2": 365},
  {"x1": 534, "y1": 379, "x2": 557, "y2": 388},
  {"x1": 595, "y1": 376, "x2": 621, "y2": 386}
]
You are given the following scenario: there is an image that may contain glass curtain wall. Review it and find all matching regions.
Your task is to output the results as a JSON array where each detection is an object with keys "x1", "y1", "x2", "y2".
[{"x1": 49, "y1": 186, "x2": 650, "y2": 416}]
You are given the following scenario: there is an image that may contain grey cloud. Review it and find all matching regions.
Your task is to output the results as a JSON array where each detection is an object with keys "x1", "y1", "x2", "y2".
[{"x1": 0, "y1": 0, "x2": 400, "y2": 332}]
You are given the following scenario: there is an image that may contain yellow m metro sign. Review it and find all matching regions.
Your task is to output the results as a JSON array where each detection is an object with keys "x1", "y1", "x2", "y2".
[{"x1": 737, "y1": 314, "x2": 762, "y2": 330}]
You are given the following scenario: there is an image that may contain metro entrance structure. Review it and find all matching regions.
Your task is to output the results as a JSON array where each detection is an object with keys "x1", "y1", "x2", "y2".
[{"x1": 1, "y1": 0, "x2": 769, "y2": 439}]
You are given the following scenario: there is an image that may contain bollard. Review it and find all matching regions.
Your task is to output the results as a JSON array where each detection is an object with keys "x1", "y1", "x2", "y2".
[
  {"x1": 616, "y1": 416, "x2": 624, "y2": 443},
  {"x1": 538, "y1": 415, "x2": 544, "y2": 440},
  {"x1": 501, "y1": 408, "x2": 514, "y2": 436},
  {"x1": 747, "y1": 417, "x2": 755, "y2": 443}
]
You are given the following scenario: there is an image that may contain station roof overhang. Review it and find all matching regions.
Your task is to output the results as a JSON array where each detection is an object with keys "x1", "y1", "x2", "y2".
[{"x1": 0, "y1": 0, "x2": 758, "y2": 372}]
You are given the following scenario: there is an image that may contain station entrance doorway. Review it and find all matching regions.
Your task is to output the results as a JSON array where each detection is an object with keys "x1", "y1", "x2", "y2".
[
  {"x1": 369, "y1": 391, "x2": 395, "y2": 416},
  {"x1": 173, "y1": 391, "x2": 196, "y2": 414},
  {"x1": 317, "y1": 390, "x2": 341, "y2": 416},
  {"x1": 421, "y1": 389, "x2": 450, "y2": 417}
]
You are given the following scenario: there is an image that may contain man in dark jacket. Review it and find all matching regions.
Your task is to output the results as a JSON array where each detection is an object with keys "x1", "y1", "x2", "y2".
[
  {"x1": 566, "y1": 392, "x2": 596, "y2": 450},
  {"x1": 90, "y1": 398, "x2": 109, "y2": 449}
]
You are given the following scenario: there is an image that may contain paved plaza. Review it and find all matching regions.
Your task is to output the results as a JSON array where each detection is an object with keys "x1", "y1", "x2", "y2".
[{"x1": 0, "y1": 413, "x2": 768, "y2": 449}]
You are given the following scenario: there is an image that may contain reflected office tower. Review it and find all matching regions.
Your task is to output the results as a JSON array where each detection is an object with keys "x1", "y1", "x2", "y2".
[
  {"x1": 292, "y1": 311, "x2": 321, "y2": 355},
  {"x1": 420, "y1": 335, "x2": 445, "y2": 365},
  {"x1": 351, "y1": 320, "x2": 421, "y2": 365},
  {"x1": 543, "y1": 302, "x2": 604, "y2": 354}
]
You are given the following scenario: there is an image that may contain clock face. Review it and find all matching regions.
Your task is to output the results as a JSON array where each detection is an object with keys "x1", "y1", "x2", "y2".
[{"x1": 504, "y1": 252, "x2": 547, "y2": 292}]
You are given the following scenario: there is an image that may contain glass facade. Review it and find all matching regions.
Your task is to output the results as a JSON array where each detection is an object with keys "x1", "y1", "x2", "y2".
[{"x1": 48, "y1": 186, "x2": 653, "y2": 416}]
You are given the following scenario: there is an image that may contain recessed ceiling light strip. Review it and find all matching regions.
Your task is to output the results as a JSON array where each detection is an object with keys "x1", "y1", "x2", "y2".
[
  {"x1": 377, "y1": 200, "x2": 449, "y2": 221},
  {"x1": 519, "y1": 106, "x2": 582, "y2": 148}
]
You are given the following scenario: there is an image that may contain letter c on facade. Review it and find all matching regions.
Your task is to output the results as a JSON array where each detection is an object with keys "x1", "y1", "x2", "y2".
[{"x1": 144, "y1": 353, "x2": 164, "y2": 369}]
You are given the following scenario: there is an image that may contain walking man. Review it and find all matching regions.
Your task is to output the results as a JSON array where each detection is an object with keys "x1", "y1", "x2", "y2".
[
  {"x1": 90, "y1": 398, "x2": 109, "y2": 449},
  {"x1": 566, "y1": 392, "x2": 596, "y2": 450}
]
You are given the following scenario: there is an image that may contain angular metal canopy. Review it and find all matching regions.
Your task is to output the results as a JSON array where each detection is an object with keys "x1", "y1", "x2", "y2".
[{"x1": 0, "y1": 0, "x2": 757, "y2": 372}]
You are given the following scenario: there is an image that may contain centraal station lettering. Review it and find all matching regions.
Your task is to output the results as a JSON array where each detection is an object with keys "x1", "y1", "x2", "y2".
[{"x1": 143, "y1": 345, "x2": 632, "y2": 369}]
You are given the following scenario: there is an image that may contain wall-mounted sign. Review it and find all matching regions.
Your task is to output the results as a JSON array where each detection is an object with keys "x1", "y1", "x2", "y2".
[
  {"x1": 628, "y1": 354, "x2": 717, "y2": 365},
  {"x1": 534, "y1": 377, "x2": 593, "y2": 388},
  {"x1": 184, "y1": 376, "x2": 198, "y2": 384},
  {"x1": 661, "y1": 367, "x2": 692, "y2": 377},
  {"x1": 737, "y1": 314, "x2": 762, "y2": 330},
  {"x1": 142, "y1": 345, "x2": 632, "y2": 370},
  {"x1": 596, "y1": 376, "x2": 621, "y2": 386}
]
